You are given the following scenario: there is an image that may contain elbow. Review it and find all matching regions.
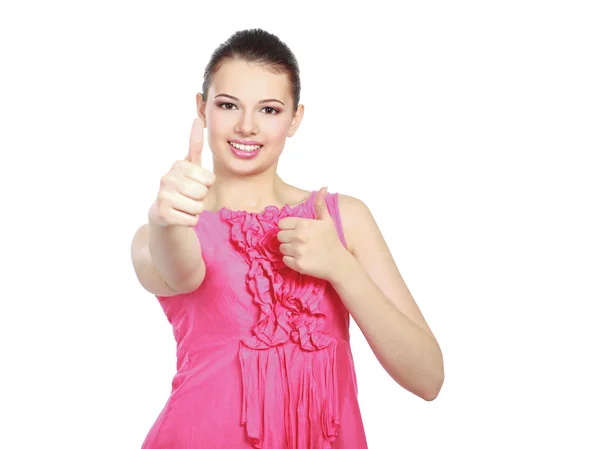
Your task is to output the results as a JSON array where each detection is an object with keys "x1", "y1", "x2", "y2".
[
  {"x1": 178, "y1": 271, "x2": 206, "y2": 294},
  {"x1": 422, "y1": 384, "x2": 442, "y2": 401},
  {"x1": 422, "y1": 343, "x2": 445, "y2": 401},
  {"x1": 394, "y1": 368, "x2": 444, "y2": 401},
  {"x1": 178, "y1": 262, "x2": 207, "y2": 294},
  {"x1": 422, "y1": 369, "x2": 445, "y2": 402}
]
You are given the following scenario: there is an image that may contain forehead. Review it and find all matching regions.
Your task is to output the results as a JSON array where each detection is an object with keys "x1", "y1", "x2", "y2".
[{"x1": 211, "y1": 58, "x2": 291, "y2": 101}]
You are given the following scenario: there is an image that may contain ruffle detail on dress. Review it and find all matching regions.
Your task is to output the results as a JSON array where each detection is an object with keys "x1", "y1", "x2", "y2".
[{"x1": 220, "y1": 204, "x2": 340, "y2": 448}]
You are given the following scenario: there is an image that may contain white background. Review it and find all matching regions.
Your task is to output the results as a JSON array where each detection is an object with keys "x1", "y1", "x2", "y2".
[{"x1": 1, "y1": 1, "x2": 599, "y2": 448}]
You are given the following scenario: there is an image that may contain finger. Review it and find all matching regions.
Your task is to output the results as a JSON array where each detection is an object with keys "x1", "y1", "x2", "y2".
[
  {"x1": 277, "y1": 229, "x2": 294, "y2": 243},
  {"x1": 278, "y1": 217, "x2": 304, "y2": 230},
  {"x1": 282, "y1": 255, "x2": 297, "y2": 271},
  {"x1": 314, "y1": 187, "x2": 331, "y2": 220},
  {"x1": 167, "y1": 190, "x2": 205, "y2": 216},
  {"x1": 177, "y1": 177, "x2": 209, "y2": 201},
  {"x1": 186, "y1": 117, "x2": 205, "y2": 165},
  {"x1": 164, "y1": 206, "x2": 201, "y2": 227},
  {"x1": 279, "y1": 242, "x2": 294, "y2": 256},
  {"x1": 183, "y1": 165, "x2": 216, "y2": 187}
]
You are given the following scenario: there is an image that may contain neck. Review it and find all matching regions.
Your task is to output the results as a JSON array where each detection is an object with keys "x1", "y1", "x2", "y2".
[{"x1": 207, "y1": 163, "x2": 292, "y2": 213}]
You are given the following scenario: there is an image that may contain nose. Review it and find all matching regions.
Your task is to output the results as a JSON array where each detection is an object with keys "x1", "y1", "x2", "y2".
[{"x1": 235, "y1": 110, "x2": 258, "y2": 136}]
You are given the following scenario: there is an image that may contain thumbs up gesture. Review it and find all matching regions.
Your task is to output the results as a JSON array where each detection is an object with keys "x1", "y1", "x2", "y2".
[
  {"x1": 148, "y1": 117, "x2": 216, "y2": 227},
  {"x1": 276, "y1": 187, "x2": 347, "y2": 281}
]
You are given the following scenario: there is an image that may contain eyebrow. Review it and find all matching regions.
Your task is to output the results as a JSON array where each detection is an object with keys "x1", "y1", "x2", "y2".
[{"x1": 214, "y1": 93, "x2": 285, "y2": 107}]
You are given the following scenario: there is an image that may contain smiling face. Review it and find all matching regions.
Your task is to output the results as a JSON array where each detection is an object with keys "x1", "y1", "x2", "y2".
[{"x1": 197, "y1": 58, "x2": 304, "y2": 176}]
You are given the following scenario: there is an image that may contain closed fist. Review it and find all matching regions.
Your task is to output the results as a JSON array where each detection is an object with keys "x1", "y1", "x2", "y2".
[{"x1": 148, "y1": 117, "x2": 216, "y2": 227}]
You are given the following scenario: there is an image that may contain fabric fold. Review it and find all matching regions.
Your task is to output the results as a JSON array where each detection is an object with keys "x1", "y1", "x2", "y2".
[
  {"x1": 221, "y1": 204, "x2": 341, "y2": 448},
  {"x1": 239, "y1": 342, "x2": 340, "y2": 449}
]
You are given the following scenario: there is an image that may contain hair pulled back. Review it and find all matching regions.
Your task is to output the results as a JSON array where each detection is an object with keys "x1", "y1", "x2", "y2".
[{"x1": 202, "y1": 28, "x2": 301, "y2": 111}]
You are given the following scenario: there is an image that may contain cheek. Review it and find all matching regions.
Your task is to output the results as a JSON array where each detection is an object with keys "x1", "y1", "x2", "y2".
[
  {"x1": 207, "y1": 110, "x2": 234, "y2": 136},
  {"x1": 206, "y1": 115, "x2": 231, "y2": 153},
  {"x1": 261, "y1": 118, "x2": 290, "y2": 141},
  {"x1": 207, "y1": 121, "x2": 220, "y2": 138}
]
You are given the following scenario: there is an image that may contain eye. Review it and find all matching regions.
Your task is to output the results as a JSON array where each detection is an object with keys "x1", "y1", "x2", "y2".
[
  {"x1": 262, "y1": 106, "x2": 280, "y2": 115},
  {"x1": 218, "y1": 102, "x2": 237, "y2": 110}
]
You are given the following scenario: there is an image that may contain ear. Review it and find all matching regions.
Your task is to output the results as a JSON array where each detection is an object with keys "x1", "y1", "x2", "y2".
[
  {"x1": 286, "y1": 104, "x2": 304, "y2": 138},
  {"x1": 196, "y1": 92, "x2": 207, "y2": 124}
]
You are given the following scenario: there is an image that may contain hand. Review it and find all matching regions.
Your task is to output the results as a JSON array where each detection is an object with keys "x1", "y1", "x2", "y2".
[
  {"x1": 277, "y1": 187, "x2": 348, "y2": 282},
  {"x1": 148, "y1": 117, "x2": 216, "y2": 227}
]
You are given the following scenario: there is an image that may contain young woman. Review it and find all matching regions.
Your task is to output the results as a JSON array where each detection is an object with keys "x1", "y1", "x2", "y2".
[{"x1": 131, "y1": 28, "x2": 444, "y2": 449}]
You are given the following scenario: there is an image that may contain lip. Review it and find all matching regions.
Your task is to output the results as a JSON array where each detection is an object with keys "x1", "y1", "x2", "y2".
[
  {"x1": 229, "y1": 141, "x2": 262, "y2": 159},
  {"x1": 229, "y1": 139, "x2": 262, "y2": 145}
]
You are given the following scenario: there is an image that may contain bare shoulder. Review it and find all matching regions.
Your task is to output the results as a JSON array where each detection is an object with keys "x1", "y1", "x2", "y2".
[
  {"x1": 335, "y1": 192, "x2": 436, "y2": 337},
  {"x1": 334, "y1": 193, "x2": 376, "y2": 256}
]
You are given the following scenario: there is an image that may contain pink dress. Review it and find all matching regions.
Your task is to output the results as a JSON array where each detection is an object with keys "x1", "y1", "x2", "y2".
[{"x1": 141, "y1": 190, "x2": 369, "y2": 449}]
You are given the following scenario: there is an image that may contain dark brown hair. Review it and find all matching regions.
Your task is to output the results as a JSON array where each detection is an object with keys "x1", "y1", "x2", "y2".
[{"x1": 201, "y1": 28, "x2": 301, "y2": 111}]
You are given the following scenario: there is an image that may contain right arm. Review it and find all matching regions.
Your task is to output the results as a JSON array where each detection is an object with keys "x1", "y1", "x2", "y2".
[
  {"x1": 131, "y1": 117, "x2": 211, "y2": 297},
  {"x1": 130, "y1": 222, "x2": 206, "y2": 297}
]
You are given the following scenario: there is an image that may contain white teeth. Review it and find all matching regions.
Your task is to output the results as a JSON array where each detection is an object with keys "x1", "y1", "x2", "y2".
[{"x1": 230, "y1": 141, "x2": 262, "y2": 152}]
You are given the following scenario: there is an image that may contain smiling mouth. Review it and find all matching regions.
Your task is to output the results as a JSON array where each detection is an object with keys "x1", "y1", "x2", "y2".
[{"x1": 228, "y1": 141, "x2": 263, "y2": 152}]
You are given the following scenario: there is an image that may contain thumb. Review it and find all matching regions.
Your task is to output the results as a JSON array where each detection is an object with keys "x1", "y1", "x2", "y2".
[
  {"x1": 186, "y1": 117, "x2": 205, "y2": 165},
  {"x1": 314, "y1": 187, "x2": 331, "y2": 221}
]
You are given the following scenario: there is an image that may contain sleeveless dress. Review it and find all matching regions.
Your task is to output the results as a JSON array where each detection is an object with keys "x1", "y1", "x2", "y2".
[{"x1": 141, "y1": 190, "x2": 369, "y2": 449}]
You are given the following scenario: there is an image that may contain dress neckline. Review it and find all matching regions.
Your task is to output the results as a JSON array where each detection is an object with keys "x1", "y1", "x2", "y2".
[{"x1": 204, "y1": 190, "x2": 318, "y2": 217}]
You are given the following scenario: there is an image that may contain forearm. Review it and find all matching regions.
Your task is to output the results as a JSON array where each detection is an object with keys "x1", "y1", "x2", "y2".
[
  {"x1": 330, "y1": 254, "x2": 444, "y2": 400},
  {"x1": 147, "y1": 221, "x2": 205, "y2": 292}
]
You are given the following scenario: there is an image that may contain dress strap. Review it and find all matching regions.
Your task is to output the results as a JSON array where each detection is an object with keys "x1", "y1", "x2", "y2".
[{"x1": 324, "y1": 192, "x2": 348, "y2": 250}]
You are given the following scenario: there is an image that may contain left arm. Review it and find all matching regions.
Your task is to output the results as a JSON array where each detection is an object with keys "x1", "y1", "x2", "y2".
[{"x1": 329, "y1": 194, "x2": 444, "y2": 401}]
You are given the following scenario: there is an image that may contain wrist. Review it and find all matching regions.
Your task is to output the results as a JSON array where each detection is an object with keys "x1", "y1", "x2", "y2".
[{"x1": 328, "y1": 249, "x2": 360, "y2": 287}]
